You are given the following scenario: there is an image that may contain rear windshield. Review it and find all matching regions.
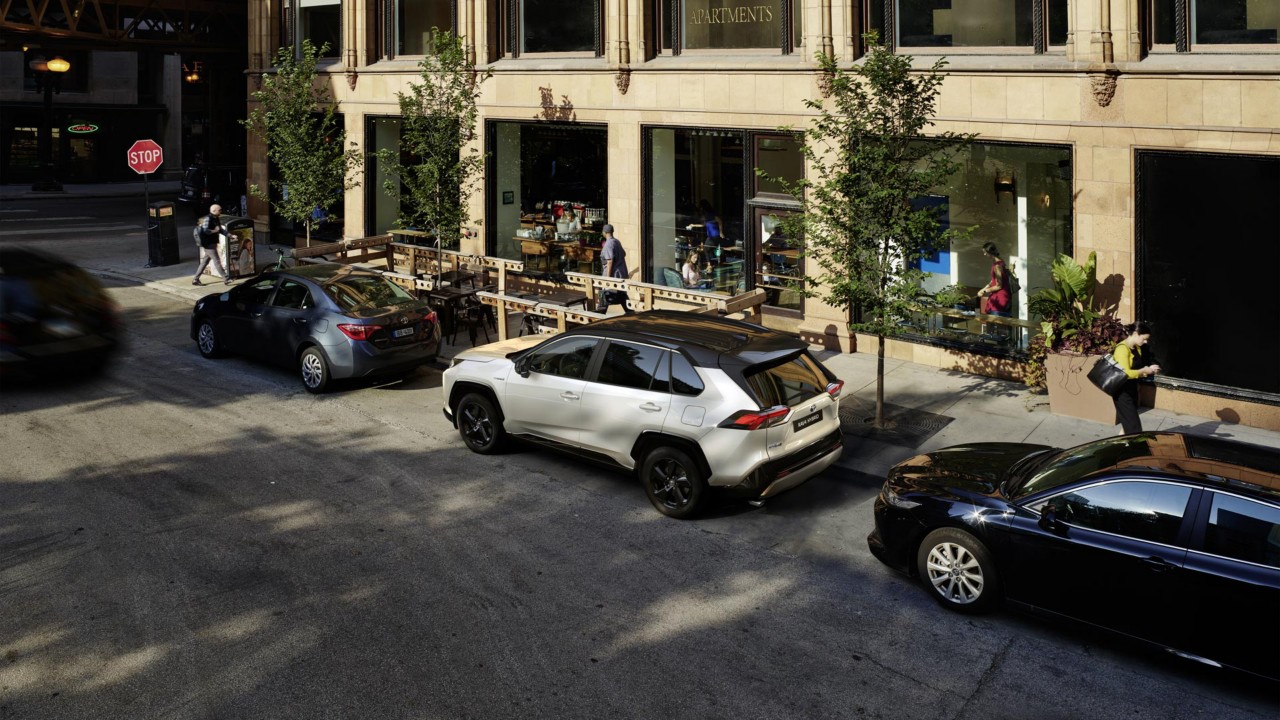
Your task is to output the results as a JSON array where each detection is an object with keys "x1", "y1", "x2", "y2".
[
  {"x1": 322, "y1": 275, "x2": 414, "y2": 310},
  {"x1": 744, "y1": 352, "x2": 829, "y2": 408}
]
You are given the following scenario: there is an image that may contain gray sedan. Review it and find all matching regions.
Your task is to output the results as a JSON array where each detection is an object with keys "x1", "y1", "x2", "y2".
[{"x1": 191, "y1": 263, "x2": 440, "y2": 392}]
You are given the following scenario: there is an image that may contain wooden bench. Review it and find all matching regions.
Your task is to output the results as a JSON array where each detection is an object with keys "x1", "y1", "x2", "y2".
[{"x1": 292, "y1": 235, "x2": 392, "y2": 270}]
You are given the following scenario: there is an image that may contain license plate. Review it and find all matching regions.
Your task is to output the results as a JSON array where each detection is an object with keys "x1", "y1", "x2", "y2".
[
  {"x1": 393, "y1": 326, "x2": 414, "y2": 338},
  {"x1": 793, "y1": 410, "x2": 822, "y2": 431}
]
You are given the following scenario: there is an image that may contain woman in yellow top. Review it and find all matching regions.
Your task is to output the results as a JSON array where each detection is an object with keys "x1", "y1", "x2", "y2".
[{"x1": 1112, "y1": 321, "x2": 1161, "y2": 435}]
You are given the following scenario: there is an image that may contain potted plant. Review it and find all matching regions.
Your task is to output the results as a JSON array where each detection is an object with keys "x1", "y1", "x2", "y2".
[
  {"x1": 1025, "y1": 252, "x2": 1126, "y2": 424},
  {"x1": 931, "y1": 284, "x2": 970, "y2": 310}
]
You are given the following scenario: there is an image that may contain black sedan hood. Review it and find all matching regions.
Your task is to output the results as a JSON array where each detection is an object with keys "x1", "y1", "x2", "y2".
[{"x1": 889, "y1": 442, "x2": 1055, "y2": 497}]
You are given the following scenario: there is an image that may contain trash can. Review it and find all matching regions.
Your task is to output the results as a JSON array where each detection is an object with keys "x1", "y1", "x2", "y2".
[
  {"x1": 146, "y1": 201, "x2": 179, "y2": 267},
  {"x1": 218, "y1": 216, "x2": 256, "y2": 279}
]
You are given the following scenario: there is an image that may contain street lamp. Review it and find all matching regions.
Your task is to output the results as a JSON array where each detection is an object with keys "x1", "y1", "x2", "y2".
[{"x1": 29, "y1": 55, "x2": 71, "y2": 192}]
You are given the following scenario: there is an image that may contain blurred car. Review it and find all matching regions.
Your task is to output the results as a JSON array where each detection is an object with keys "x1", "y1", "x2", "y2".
[
  {"x1": 867, "y1": 432, "x2": 1280, "y2": 680},
  {"x1": 178, "y1": 163, "x2": 246, "y2": 214},
  {"x1": 190, "y1": 263, "x2": 440, "y2": 393},
  {"x1": 0, "y1": 247, "x2": 121, "y2": 376},
  {"x1": 442, "y1": 310, "x2": 844, "y2": 518}
]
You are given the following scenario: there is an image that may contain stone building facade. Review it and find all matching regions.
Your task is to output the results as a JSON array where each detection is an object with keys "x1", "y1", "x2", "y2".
[{"x1": 244, "y1": 1, "x2": 1280, "y2": 429}]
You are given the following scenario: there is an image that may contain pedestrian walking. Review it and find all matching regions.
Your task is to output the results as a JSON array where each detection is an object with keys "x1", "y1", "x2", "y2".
[
  {"x1": 595, "y1": 224, "x2": 632, "y2": 314},
  {"x1": 1112, "y1": 321, "x2": 1160, "y2": 435},
  {"x1": 192, "y1": 204, "x2": 231, "y2": 286}
]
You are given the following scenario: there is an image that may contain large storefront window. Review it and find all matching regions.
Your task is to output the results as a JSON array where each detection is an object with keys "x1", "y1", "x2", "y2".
[
  {"x1": 648, "y1": 128, "x2": 747, "y2": 293},
  {"x1": 885, "y1": 0, "x2": 1067, "y2": 50},
  {"x1": 1137, "y1": 151, "x2": 1280, "y2": 398},
  {"x1": 486, "y1": 121, "x2": 609, "y2": 267},
  {"x1": 651, "y1": 1, "x2": 801, "y2": 54},
  {"x1": 889, "y1": 141, "x2": 1073, "y2": 354}
]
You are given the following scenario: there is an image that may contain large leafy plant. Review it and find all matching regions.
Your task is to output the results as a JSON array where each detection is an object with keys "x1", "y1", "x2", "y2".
[{"x1": 1024, "y1": 251, "x2": 1125, "y2": 390}]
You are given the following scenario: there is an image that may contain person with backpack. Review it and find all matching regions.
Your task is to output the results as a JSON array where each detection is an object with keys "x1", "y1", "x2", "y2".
[{"x1": 192, "y1": 204, "x2": 231, "y2": 286}]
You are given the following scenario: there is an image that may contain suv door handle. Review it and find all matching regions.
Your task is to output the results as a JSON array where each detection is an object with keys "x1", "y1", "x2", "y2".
[
  {"x1": 640, "y1": 402, "x2": 662, "y2": 412},
  {"x1": 1141, "y1": 556, "x2": 1175, "y2": 572},
  {"x1": 560, "y1": 392, "x2": 579, "y2": 400}
]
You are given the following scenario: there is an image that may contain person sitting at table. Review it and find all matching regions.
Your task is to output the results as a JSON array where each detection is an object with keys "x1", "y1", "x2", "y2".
[
  {"x1": 976, "y1": 242, "x2": 1012, "y2": 317},
  {"x1": 557, "y1": 208, "x2": 582, "y2": 235},
  {"x1": 681, "y1": 251, "x2": 713, "y2": 290}
]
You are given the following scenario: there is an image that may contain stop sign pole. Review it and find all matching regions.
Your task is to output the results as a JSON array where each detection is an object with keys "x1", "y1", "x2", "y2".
[{"x1": 127, "y1": 139, "x2": 164, "y2": 214}]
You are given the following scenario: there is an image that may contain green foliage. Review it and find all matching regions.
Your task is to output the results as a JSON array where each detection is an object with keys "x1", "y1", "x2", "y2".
[
  {"x1": 376, "y1": 30, "x2": 491, "y2": 249},
  {"x1": 760, "y1": 34, "x2": 975, "y2": 424},
  {"x1": 1024, "y1": 251, "x2": 1126, "y2": 390},
  {"x1": 242, "y1": 40, "x2": 362, "y2": 244},
  {"x1": 931, "y1": 284, "x2": 970, "y2": 309}
]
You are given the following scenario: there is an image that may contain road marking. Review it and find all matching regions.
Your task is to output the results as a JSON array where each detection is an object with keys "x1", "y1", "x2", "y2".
[
  {"x1": 0, "y1": 223, "x2": 141, "y2": 237},
  {"x1": 0, "y1": 209, "x2": 38, "y2": 214},
  {"x1": 0, "y1": 216, "x2": 97, "y2": 222}
]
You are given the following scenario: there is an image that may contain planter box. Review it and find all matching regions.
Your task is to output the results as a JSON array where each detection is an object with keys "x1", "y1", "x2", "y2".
[{"x1": 1045, "y1": 352, "x2": 1116, "y2": 426}]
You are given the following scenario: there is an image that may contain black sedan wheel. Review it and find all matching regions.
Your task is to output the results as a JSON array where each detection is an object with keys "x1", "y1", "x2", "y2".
[
  {"x1": 457, "y1": 393, "x2": 505, "y2": 454},
  {"x1": 916, "y1": 528, "x2": 998, "y2": 613},
  {"x1": 196, "y1": 319, "x2": 223, "y2": 359},
  {"x1": 641, "y1": 447, "x2": 707, "y2": 519},
  {"x1": 300, "y1": 347, "x2": 331, "y2": 394}
]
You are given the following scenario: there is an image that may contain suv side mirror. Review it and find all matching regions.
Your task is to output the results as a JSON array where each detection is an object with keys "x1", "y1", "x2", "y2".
[{"x1": 515, "y1": 356, "x2": 531, "y2": 378}]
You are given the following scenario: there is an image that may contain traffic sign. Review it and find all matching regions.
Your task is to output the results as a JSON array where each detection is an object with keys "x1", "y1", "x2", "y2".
[{"x1": 127, "y1": 139, "x2": 164, "y2": 175}]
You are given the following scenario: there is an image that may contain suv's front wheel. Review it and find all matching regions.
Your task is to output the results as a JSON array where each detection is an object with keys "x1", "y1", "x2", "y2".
[
  {"x1": 641, "y1": 447, "x2": 707, "y2": 519},
  {"x1": 457, "y1": 393, "x2": 506, "y2": 454}
]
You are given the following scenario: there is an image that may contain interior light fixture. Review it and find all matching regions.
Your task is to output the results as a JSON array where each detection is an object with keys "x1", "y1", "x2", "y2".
[{"x1": 993, "y1": 172, "x2": 1016, "y2": 203}]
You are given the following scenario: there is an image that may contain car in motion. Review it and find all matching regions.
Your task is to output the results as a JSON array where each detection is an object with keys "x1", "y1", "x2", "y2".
[
  {"x1": 0, "y1": 247, "x2": 121, "y2": 377},
  {"x1": 442, "y1": 310, "x2": 845, "y2": 518},
  {"x1": 867, "y1": 432, "x2": 1280, "y2": 680},
  {"x1": 191, "y1": 263, "x2": 440, "y2": 393}
]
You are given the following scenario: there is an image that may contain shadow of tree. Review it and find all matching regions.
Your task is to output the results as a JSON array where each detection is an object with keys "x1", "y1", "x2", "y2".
[{"x1": 537, "y1": 87, "x2": 576, "y2": 122}]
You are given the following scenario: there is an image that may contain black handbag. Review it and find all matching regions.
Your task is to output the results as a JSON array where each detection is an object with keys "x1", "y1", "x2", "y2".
[{"x1": 1087, "y1": 355, "x2": 1129, "y2": 396}]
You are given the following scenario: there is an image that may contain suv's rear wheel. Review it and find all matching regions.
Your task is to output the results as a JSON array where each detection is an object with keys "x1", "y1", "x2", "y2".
[
  {"x1": 641, "y1": 447, "x2": 707, "y2": 519},
  {"x1": 457, "y1": 393, "x2": 505, "y2": 454}
]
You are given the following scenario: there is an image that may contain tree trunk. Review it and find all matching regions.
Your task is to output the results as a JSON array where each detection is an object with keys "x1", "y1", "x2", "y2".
[
  {"x1": 304, "y1": 218, "x2": 312, "y2": 248},
  {"x1": 875, "y1": 332, "x2": 886, "y2": 428}
]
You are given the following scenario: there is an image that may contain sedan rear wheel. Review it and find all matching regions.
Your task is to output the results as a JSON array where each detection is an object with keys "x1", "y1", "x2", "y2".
[
  {"x1": 457, "y1": 393, "x2": 505, "y2": 454},
  {"x1": 916, "y1": 527, "x2": 998, "y2": 613},
  {"x1": 300, "y1": 347, "x2": 331, "y2": 394},
  {"x1": 196, "y1": 319, "x2": 222, "y2": 359},
  {"x1": 641, "y1": 447, "x2": 707, "y2": 519}
]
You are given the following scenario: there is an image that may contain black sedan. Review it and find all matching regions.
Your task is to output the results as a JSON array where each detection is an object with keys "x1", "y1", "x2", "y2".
[
  {"x1": 191, "y1": 264, "x2": 440, "y2": 392},
  {"x1": 867, "y1": 432, "x2": 1280, "y2": 680},
  {"x1": 0, "y1": 247, "x2": 121, "y2": 378}
]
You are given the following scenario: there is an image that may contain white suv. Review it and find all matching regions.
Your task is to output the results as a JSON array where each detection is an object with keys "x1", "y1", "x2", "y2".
[{"x1": 442, "y1": 310, "x2": 845, "y2": 518}]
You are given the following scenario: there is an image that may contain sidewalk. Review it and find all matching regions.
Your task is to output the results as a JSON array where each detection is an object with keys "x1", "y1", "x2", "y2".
[{"x1": 87, "y1": 239, "x2": 1280, "y2": 473}]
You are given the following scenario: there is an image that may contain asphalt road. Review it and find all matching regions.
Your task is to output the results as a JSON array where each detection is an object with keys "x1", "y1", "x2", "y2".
[{"x1": 1, "y1": 198, "x2": 1276, "y2": 719}]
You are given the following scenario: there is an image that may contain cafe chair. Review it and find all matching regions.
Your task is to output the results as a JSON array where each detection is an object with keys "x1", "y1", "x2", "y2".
[
  {"x1": 450, "y1": 295, "x2": 493, "y2": 346},
  {"x1": 661, "y1": 267, "x2": 684, "y2": 288}
]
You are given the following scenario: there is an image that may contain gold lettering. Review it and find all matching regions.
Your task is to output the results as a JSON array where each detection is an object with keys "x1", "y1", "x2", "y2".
[{"x1": 689, "y1": 3, "x2": 779, "y2": 26}]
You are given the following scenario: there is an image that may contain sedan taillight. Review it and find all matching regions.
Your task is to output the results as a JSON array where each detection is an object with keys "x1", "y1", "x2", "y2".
[
  {"x1": 424, "y1": 310, "x2": 437, "y2": 326},
  {"x1": 337, "y1": 323, "x2": 376, "y2": 341},
  {"x1": 718, "y1": 406, "x2": 790, "y2": 431}
]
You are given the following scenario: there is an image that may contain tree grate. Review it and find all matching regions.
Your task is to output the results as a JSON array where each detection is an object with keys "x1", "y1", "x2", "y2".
[{"x1": 838, "y1": 401, "x2": 954, "y2": 449}]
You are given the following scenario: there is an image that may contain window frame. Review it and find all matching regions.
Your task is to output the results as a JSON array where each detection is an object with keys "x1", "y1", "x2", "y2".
[
  {"x1": 378, "y1": 0, "x2": 458, "y2": 61},
  {"x1": 496, "y1": 0, "x2": 605, "y2": 59},
  {"x1": 869, "y1": 0, "x2": 1068, "y2": 55},
  {"x1": 1191, "y1": 489, "x2": 1280, "y2": 569},
  {"x1": 1028, "y1": 478, "x2": 1198, "y2": 549},
  {"x1": 1145, "y1": 0, "x2": 1280, "y2": 54},
  {"x1": 283, "y1": 0, "x2": 344, "y2": 59},
  {"x1": 648, "y1": 0, "x2": 801, "y2": 57}
]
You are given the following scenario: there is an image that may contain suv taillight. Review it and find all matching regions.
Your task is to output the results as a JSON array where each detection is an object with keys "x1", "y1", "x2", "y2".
[
  {"x1": 826, "y1": 380, "x2": 844, "y2": 399},
  {"x1": 719, "y1": 406, "x2": 790, "y2": 431}
]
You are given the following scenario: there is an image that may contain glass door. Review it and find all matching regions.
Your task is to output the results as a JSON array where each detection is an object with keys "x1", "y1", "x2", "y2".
[{"x1": 753, "y1": 207, "x2": 803, "y2": 314}]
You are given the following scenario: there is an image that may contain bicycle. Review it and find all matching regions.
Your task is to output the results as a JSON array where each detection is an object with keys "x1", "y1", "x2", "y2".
[{"x1": 271, "y1": 247, "x2": 293, "y2": 271}]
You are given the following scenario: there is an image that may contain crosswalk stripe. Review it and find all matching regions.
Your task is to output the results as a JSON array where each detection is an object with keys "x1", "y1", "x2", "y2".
[
  {"x1": 0, "y1": 224, "x2": 141, "y2": 237},
  {"x1": 0, "y1": 216, "x2": 97, "y2": 222}
]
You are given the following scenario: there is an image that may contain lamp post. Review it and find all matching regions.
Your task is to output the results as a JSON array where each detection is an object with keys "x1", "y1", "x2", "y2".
[{"x1": 29, "y1": 55, "x2": 71, "y2": 192}]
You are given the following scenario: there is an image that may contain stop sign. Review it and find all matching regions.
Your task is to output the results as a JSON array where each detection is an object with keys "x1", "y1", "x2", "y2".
[{"x1": 127, "y1": 139, "x2": 164, "y2": 175}]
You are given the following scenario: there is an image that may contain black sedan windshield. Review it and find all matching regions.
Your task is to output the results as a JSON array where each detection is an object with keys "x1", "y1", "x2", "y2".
[
  {"x1": 322, "y1": 275, "x2": 414, "y2": 311},
  {"x1": 1014, "y1": 435, "x2": 1161, "y2": 499}
]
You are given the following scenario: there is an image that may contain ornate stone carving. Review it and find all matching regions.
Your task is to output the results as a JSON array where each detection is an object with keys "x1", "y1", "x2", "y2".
[
  {"x1": 615, "y1": 67, "x2": 631, "y2": 95},
  {"x1": 1091, "y1": 72, "x2": 1118, "y2": 108},
  {"x1": 346, "y1": 70, "x2": 358, "y2": 91},
  {"x1": 817, "y1": 68, "x2": 836, "y2": 99}
]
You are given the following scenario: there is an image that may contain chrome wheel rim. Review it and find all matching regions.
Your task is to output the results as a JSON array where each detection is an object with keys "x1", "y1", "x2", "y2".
[
  {"x1": 197, "y1": 323, "x2": 216, "y2": 355},
  {"x1": 925, "y1": 542, "x2": 984, "y2": 605},
  {"x1": 460, "y1": 403, "x2": 493, "y2": 448},
  {"x1": 301, "y1": 353, "x2": 324, "y2": 388},
  {"x1": 649, "y1": 459, "x2": 692, "y2": 509}
]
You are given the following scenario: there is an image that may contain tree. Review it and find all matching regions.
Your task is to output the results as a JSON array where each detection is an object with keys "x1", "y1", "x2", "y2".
[
  {"x1": 243, "y1": 40, "x2": 362, "y2": 246},
  {"x1": 377, "y1": 29, "x2": 491, "y2": 251},
  {"x1": 768, "y1": 36, "x2": 975, "y2": 428}
]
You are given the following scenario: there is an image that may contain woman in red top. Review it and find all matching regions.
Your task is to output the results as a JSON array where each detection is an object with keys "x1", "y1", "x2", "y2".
[{"x1": 976, "y1": 242, "x2": 1012, "y2": 315}]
